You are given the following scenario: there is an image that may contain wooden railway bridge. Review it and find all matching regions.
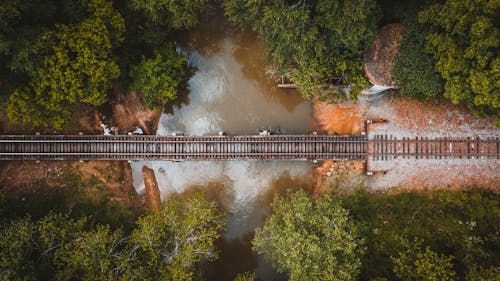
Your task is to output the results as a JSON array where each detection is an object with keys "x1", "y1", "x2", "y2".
[{"x1": 0, "y1": 135, "x2": 499, "y2": 161}]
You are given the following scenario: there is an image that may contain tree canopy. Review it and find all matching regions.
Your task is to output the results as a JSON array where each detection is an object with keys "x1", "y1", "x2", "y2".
[
  {"x1": 128, "y1": 193, "x2": 225, "y2": 280},
  {"x1": 392, "y1": 239, "x2": 456, "y2": 281},
  {"x1": 0, "y1": 218, "x2": 37, "y2": 281},
  {"x1": 129, "y1": 45, "x2": 187, "y2": 110},
  {"x1": 130, "y1": 0, "x2": 209, "y2": 30},
  {"x1": 0, "y1": 193, "x2": 224, "y2": 281},
  {"x1": 253, "y1": 190, "x2": 364, "y2": 281},
  {"x1": 6, "y1": 0, "x2": 124, "y2": 129},
  {"x1": 418, "y1": 0, "x2": 500, "y2": 118},
  {"x1": 224, "y1": 0, "x2": 380, "y2": 99},
  {"x1": 393, "y1": 21, "x2": 444, "y2": 99},
  {"x1": 339, "y1": 188, "x2": 500, "y2": 281}
]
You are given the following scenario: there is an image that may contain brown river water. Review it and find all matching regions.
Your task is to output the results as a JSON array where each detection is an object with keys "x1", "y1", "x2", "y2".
[{"x1": 131, "y1": 13, "x2": 317, "y2": 281}]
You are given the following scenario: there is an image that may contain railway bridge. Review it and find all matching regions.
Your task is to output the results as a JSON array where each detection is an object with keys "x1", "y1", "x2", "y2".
[{"x1": 0, "y1": 135, "x2": 499, "y2": 161}]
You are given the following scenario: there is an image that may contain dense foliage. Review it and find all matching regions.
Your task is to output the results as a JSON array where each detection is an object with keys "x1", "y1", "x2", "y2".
[
  {"x1": 1, "y1": 0, "x2": 196, "y2": 129},
  {"x1": 253, "y1": 190, "x2": 364, "y2": 281},
  {"x1": 0, "y1": 193, "x2": 224, "y2": 281},
  {"x1": 340, "y1": 188, "x2": 500, "y2": 281},
  {"x1": 393, "y1": 21, "x2": 444, "y2": 99},
  {"x1": 129, "y1": 46, "x2": 187, "y2": 110},
  {"x1": 2, "y1": 178, "x2": 498, "y2": 281},
  {"x1": 392, "y1": 239, "x2": 456, "y2": 281},
  {"x1": 417, "y1": 0, "x2": 500, "y2": 118},
  {"x1": 253, "y1": 188, "x2": 499, "y2": 281},
  {"x1": 3, "y1": 0, "x2": 125, "y2": 129},
  {"x1": 223, "y1": 0, "x2": 379, "y2": 99},
  {"x1": 130, "y1": 0, "x2": 209, "y2": 30},
  {"x1": 3, "y1": 0, "x2": 498, "y2": 127},
  {"x1": 233, "y1": 272, "x2": 256, "y2": 281}
]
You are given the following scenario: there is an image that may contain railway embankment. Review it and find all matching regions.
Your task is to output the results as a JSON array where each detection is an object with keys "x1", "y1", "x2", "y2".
[
  {"x1": 312, "y1": 92, "x2": 499, "y2": 192},
  {"x1": 0, "y1": 89, "x2": 161, "y2": 211}
]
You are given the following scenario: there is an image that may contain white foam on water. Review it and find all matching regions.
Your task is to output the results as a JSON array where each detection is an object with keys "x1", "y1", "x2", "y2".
[
  {"x1": 130, "y1": 37, "x2": 314, "y2": 281},
  {"x1": 133, "y1": 127, "x2": 144, "y2": 135},
  {"x1": 100, "y1": 122, "x2": 112, "y2": 135},
  {"x1": 138, "y1": 160, "x2": 311, "y2": 239},
  {"x1": 132, "y1": 38, "x2": 314, "y2": 232}
]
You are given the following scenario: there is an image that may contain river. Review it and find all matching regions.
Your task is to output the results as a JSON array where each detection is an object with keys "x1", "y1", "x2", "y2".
[{"x1": 131, "y1": 13, "x2": 317, "y2": 281}]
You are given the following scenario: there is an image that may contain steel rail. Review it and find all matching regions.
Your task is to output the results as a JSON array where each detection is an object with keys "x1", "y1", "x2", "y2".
[{"x1": 1, "y1": 134, "x2": 498, "y2": 161}]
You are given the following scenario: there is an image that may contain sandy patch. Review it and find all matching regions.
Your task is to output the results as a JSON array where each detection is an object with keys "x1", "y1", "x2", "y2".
[
  {"x1": 313, "y1": 98, "x2": 361, "y2": 135},
  {"x1": 362, "y1": 94, "x2": 498, "y2": 138}
]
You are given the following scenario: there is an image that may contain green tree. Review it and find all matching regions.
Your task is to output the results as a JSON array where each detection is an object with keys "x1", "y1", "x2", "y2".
[
  {"x1": 130, "y1": 0, "x2": 209, "y2": 30},
  {"x1": 466, "y1": 265, "x2": 500, "y2": 281},
  {"x1": 53, "y1": 226, "x2": 126, "y2": 281},
  {"x1": 253, "y1": 190, "x2": 364, "y2": 281},
  {"x1": 418, "y1": 0, "x2": 500, "y2": 118},
  {"x1": 233, "y1": 271, "x2": 256, "y2": 281},
  {"x1": 0, "y1": 0, "x2": 93, "y2": 97},
  {"x1": 0, "y1": 0, "x2": 57, "y2": 96},
  {"x1": 339, "y1": 188, "x2": 500, "y2": 280},
  {"x1": 129, "y1": 45, "x2": 187, "y2": 110},
  {"x1": 0, "y1": 218, "x2": 37, "y2": 281},
  {"x1": 7, "y1": 88, "x2": 68, "y2": 129},
  {"x1": 0, "y1": 191, "x2": 225, "y2": 280},
  {"x1": 392, "y1": 239, "x2": 456, "y2": 281},
  {"x1": 7, "y1": 0, "x2": 124, "y2": 129},
  {"x1": 127, "y1": 193, "x2": 225, "y2": 280},
  {"x1": 393, "y1": 21, "x2": 444, "y2": 99},
  {"x1": 224, "y1": 0, "x2": 380, "y2": 99}
]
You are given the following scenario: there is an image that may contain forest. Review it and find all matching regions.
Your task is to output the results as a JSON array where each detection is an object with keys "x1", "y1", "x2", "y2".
[
  {"x1": 1, "y1": 182, "x2": 498, "y2": 280},
  {"x1": 0, "y1": 0, "x2": 498, "y2": 129},
  {"x1": 1, "y1": 0, "x2": 499, "y2": 280}
]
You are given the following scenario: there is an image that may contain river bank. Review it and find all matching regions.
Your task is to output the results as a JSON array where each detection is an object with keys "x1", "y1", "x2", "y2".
[{"x1": 0, "y1": 160, "x2": 144, "y2": 226}]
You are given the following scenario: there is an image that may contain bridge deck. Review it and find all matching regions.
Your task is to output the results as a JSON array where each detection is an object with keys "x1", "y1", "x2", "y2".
[
  {"x1": 0, "y1": 135, "x2": 367, "y2": 161},
  {"x1": 0, "y1": 135, "x2": 498, "y2": 161}
]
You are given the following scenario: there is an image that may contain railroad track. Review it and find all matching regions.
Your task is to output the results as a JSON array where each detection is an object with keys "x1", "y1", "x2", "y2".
[
  {"x1": 0, "y1": 135, "x2": 367, "y2": 161},
  {"x1": 0, "y1": 135, "x2": 498, "y2": 161},
  {"x1": 370, "y1": 135, "x2": 500, "y2": 160}
]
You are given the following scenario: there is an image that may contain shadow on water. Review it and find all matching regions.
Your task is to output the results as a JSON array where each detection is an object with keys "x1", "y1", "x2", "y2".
[
  {"x1": 203, "y1": 232, "x2": 260, "y2": 281},
  {"x1": 162, "y1": 65, "x2": 196, "y2": 115},
  {"x1": 232, "y1": 31, "x2": 306, "y2": 113},
  {"x1": 171, "y1": 8, "x2": 235, "y2": 56},
  {"x1": 178, "y1": 179, "x2": 235, "y2": 211},
  {"x1": 258, "y1": 170, "x2": 314, "y2": 210}
]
